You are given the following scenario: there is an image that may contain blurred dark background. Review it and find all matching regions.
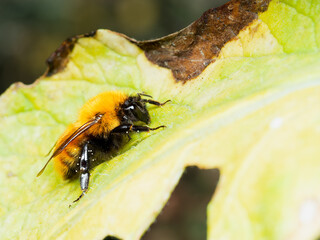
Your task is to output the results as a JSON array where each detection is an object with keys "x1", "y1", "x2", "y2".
[
  {"x1": 0, "y1": 0, "x2": 228, "y2": 94},
  {"x1": 142, "y1": 167, "x2": 220, "y2": 240}
]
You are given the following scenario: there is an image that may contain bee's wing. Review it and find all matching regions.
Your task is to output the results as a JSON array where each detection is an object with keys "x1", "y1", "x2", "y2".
[
  {"x1": 36, "y1": 115, "x2": 103, "y2": 177},
  {"x1": 45, "y1": 142, "x2": 57, "y2": 157}
]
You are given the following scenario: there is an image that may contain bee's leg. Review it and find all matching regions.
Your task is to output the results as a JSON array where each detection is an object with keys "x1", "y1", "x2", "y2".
[
  {"x1": 72, "y1": 142, "x2": 90, "y2": 204},
  {"x1": 141, "y1": 99, "x2": 171, "y2": 106},
  {"x1": 111, "y1": 124, "x2": 165, "y2": 134}
]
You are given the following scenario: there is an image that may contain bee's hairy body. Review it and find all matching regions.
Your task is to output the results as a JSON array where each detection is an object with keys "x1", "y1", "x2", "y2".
[
  {"x1": 54, "y1": 92, "x2": 127, "y2": 179},
  {"x1": 37, "y1": 91, "x2": 169, "y2": 203}
]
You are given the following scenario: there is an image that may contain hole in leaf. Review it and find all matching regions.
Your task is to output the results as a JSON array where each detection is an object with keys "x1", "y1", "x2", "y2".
[
  {"x1": 103, "y1": 236, "x2": 122, "y2": 240},
  {"x1": 142, "y1": 166, "x2": 220, "y2": 240}
]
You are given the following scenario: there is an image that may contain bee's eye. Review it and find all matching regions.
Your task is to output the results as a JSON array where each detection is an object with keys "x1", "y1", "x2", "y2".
[{"x1": 124, "y1": 105, "x2": 134, "y2": 111}]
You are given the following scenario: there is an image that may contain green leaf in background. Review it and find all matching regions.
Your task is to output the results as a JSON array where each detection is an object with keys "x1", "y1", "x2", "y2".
[{"x1": 0, "y1": 0, "x2": 320, "y2": 239}]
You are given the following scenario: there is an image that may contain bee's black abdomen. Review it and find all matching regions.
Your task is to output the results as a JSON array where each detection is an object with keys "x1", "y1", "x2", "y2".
[{"x1": 87, "y1": 133, "x2": 127, "y2": 170}]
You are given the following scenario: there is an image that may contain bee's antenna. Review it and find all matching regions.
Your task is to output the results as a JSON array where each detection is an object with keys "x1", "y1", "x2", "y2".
[{"x1": 137, "y1": 93, "x2": 153, "y2": 99}]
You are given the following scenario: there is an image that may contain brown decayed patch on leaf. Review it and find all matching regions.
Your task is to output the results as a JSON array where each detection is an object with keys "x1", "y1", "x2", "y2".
[
  {"x1": 43, "y1": 0, "x2": 271, "y2": 82},
  {"x1": 45, "y1": 31, "x2": 96, "y2": 77},
  {"x1": 133, "y1": 0, "x2": 271, "y2": 82}
]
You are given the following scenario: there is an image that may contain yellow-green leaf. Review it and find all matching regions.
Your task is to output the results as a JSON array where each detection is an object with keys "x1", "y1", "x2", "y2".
[{"x1": 1, "y1": 0, "x2": 320, "y2": 239}]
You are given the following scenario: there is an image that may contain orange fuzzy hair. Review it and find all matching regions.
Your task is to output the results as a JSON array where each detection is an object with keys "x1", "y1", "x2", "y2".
[
  {"x1": 78, "y1": 91, "x2": 127, "y2": 135},
  {"x1": 53, "y1": 91, "x2": 128, "y2": 178}
]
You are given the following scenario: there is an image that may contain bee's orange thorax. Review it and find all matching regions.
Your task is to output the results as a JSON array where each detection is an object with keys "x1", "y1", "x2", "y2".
[{"x1": 78, "y1": 91, "x2": 127, "y2": 136}]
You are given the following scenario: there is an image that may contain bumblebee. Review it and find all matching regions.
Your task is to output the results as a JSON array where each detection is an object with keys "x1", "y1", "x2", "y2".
[{"x1": 37, "y1": 91, "x2": 170, "y2": 203}]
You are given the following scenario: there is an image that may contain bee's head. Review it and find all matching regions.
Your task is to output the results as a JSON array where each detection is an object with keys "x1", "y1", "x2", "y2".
[{"x1": 121, "y1": 95, "x2": 150, "y2": 124}]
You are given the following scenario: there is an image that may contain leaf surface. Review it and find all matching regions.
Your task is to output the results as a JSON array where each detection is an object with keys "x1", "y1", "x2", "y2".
[{"x1": 0, "y1": 0, "x2": 320, "y2": 239}]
